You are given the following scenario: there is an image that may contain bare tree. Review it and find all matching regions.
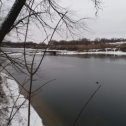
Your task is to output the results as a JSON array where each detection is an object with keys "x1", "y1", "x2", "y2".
[{"x1": 0, "y1": 0, "x2": 101, "y2": 126}]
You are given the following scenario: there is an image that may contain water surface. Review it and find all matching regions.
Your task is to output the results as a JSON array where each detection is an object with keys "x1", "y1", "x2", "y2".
[
  {"x1": 8, "y1": 54, "x2": 126, "y2": 126},
  {"x1": 26, "y1": 55, "x2": 126, "y2": 126}
]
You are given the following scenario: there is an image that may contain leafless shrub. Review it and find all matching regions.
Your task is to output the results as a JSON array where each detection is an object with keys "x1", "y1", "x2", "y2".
[{"x1": 0, "y1": 0, "x2": 101, "y2": 126}]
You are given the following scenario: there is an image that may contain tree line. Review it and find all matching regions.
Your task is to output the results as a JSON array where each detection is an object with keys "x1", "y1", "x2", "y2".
[
  {"x1": 50, "y1": 38, "x2": 126, "y2": 45},
  {"x1": 2, "y1": 38, "x2": 126, "y2": 49}
]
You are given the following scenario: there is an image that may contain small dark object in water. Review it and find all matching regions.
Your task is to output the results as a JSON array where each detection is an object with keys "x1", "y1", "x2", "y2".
[
  {"x1": 96, "y1": 81, "x2": 99, "y2": 84},
  {"x1": 0, "y1": 76, "x2": 2, "y2": 84}
]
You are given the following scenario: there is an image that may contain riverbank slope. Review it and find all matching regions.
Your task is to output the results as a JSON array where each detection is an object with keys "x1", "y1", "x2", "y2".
[{"x1": 0, "y1": 73, "x2": 44, "y2": 126}]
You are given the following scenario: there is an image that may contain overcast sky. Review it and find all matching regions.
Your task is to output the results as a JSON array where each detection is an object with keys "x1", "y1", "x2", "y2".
[
  {"x1": 6, "y1": 0, "x2": 126, "y2": 42},
  {"x1": 58, "y1": 0, "x2": 126, "y2": 40}
]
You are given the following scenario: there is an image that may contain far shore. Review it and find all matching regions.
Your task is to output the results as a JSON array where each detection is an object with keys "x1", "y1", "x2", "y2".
[{"x1": 2, "y1": 47, "x2": 126, "y2": 56}]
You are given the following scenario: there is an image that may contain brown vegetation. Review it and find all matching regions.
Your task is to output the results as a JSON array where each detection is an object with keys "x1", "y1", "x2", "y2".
[
  {"x1": 49, "y1": 38, "x2": 126, "y2": 51},
  {"x1": 2, "y1": 38, "x2": 126, "y2": 52}
]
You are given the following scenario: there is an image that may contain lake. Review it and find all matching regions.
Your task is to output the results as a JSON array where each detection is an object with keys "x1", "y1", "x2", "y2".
[{"x1": 6, "y1": 53, "x2": 126, "y2": 126}]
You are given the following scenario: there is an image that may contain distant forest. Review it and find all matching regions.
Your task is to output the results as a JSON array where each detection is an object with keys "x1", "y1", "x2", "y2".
[
  {"x1": 2, "y1": 38, "x2": 126, "y2": 51},
  {"x1": 50, "y1": 38, "x2": 126, "y2": 45}
]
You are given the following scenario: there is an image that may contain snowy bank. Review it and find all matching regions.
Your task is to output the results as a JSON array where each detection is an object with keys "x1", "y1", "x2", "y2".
[
  {"x1": 3, "y1": 47, "x2": 126, "y2": 56},
  {"x1": 0, "y1": 73, "x2": 44, "y2": 126},
  {"x1": 56, "y1": 50, "x2": 126, "y2": 56}
]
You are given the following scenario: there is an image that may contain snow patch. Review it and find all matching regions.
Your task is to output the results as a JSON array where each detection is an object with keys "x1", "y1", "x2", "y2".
[
  {"x1": 57, "y1": 50, "x2": 126, "y2": 56},
  {"x1": 0, "y1": 73, "x2": 44, "y2": 126},
  {"x1": 109, "y1": 41, "x2": 126, "y2": 45}
]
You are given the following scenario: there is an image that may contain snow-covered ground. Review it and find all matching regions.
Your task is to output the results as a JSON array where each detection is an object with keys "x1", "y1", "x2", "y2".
[
  {"x1": 109, "y1": 41, "x2": 126, "y2": 45},
  {"x1": 56, "y1": 50, "x2": 126, "y2": 56},
  {"x1": 0, "y1": 73, "x2": 44, "y2": 126},
  {"x1": 5, "y1": 50, "x2": 126, "y2": 56},
  {"x1": 2, "y1": 47, "x2": 126, "y2": 56}
]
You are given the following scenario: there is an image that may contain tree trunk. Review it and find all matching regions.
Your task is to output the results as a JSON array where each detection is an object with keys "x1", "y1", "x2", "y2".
[{"x1": 0, "y1": 0, "x2": 26, "y2": 43}]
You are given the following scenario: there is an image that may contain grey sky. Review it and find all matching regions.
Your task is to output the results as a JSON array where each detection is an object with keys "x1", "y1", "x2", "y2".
[
  {"x1": 5, "y1": 0, "x2": 126, "y2": 42},
  {"x1": 59, "y1": 0, "x2": 126, "y2": 40},
  {"x1": 33, "y1": 0, "x2": 126, "y2": 42}
]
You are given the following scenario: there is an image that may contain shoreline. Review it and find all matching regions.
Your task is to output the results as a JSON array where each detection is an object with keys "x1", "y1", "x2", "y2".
[
  {"x1": 2, "y1": 47, "x2": 126, "y2": 56},
  {"x1": 57, "y1": 50, "x2": 126, "y2": 56}
]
